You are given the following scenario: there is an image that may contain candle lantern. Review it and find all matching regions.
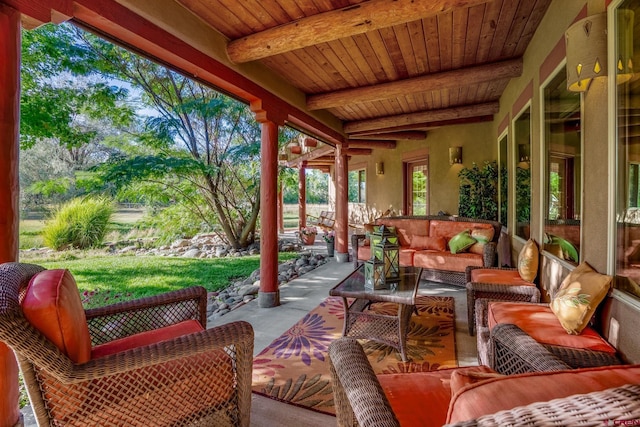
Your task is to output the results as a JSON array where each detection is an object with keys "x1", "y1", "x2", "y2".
[{"x1": 364, "y1": 225, "x2": 401, "y2": 289}]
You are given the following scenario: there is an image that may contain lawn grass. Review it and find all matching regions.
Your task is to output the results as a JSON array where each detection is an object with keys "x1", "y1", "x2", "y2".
[{"x1": 39, "y1": 253, "x2": 298, "y2": 308}]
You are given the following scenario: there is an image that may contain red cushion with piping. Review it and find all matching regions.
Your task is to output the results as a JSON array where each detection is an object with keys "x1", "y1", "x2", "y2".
[{"x1": 22, "y1": 269, "x2": 92, "y2": 364}]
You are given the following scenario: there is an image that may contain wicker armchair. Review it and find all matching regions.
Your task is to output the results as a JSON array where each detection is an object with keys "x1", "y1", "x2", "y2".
[
  {"x1": 0, "y1": 262, "x2": 254, "y2": 426},
  {"x1": 465, "y1": 265, "x2": 540, "y2": 335},
  {"x1": 329, "y1": 337, "x2": 640, "y2": 427},
  {"x1": 475, "y1": 299, "x2": 621, "y2": 373},
  {"x1": 491, "y1": 323, "x2": 621, "y2": 375}
]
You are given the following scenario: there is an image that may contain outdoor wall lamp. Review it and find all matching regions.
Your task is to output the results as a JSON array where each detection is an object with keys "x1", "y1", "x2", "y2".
[
  {"x1": 376, "y1": 162, "x2": 384, "y2": 175},
  {"x1": 565, "y1": 13, "x2": 608, "y2": 92},
  {"x1": 449, "y1": 147, "x2": 462, "y2": 165}
]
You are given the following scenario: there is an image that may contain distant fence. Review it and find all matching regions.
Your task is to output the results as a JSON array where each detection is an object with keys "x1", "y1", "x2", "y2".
[{"x1": 117, "y1": 203, "x2": 145, "y2": 210}]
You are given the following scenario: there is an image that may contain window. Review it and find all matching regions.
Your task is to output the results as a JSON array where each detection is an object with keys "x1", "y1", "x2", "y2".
[
  {"x1": 543, "y1": 65, "x2": 581, "y2": 264},
  {"x1": 615, "y1": 0, "x2": 640, "y2": 298},
  {"x1": 405, "y1": 160, "x2": 429, "y2": 215},
  {"x1": 514, "y1": 107, "x2": 531, "y2": 240},
  {"x1": 498, "y1": 133, "x2": 509, "y2": 228},
  {"x1": 348, "y1": 169, "x2": 366, "y2": 203}
]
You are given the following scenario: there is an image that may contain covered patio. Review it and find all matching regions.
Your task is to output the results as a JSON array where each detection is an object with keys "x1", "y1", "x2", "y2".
[{"x1": 2, "y1": 0, "x2": 640, "y2": 425}]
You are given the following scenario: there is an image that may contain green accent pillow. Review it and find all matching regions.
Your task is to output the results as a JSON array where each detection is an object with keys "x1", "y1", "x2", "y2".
[{"x1": 449, "y1": 230, "x2": 476, "y2": 254}]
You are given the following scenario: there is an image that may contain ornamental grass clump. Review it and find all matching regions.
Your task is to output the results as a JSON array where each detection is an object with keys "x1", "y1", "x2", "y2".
[{"x1": 42, "y1": 197, "x2": 114, "y2": 250}]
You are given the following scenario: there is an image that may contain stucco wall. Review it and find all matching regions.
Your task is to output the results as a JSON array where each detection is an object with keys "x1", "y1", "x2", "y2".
[{"x1": 348, "y1": 120, "x2": 495, "y2": 217}]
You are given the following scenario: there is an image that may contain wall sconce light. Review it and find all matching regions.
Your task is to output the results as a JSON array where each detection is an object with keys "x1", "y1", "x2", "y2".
[
  {"x1": 449, "y1": 147, "x2": 463, "y2": 165},
  {"x1": 376, "y1": 162, "x2": 384, "y2": 175},
  {"x1": 565, "y1": 13, "x2": 608, "y2": 92}
]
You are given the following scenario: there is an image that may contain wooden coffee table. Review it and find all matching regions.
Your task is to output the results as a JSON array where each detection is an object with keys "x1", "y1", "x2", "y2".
[{"x1": 329, "y1": 265, "x2": 422, "y2": 361}]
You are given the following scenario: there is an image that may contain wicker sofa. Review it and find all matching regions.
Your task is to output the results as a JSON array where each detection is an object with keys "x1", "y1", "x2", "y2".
[
  {"x1": 329, "y1": 337, "x2": 640, "y2": 427},
  {"x1": 352, "y1": 216, "x2": 502, "y2": 286}
]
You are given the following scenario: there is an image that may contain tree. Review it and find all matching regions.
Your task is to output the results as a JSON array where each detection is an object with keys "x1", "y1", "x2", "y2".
[
  {"x1": 19, "y1": 24, "x2": 134, "y2": 209},
  {"x1": 73, "y1": 27, "x2": 294, "y2": 248}
]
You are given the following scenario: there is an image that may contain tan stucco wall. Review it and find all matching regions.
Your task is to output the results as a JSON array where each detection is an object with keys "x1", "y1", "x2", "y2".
[{"x1": 347, "y1": 120, "x2": 495, "y2": 217}]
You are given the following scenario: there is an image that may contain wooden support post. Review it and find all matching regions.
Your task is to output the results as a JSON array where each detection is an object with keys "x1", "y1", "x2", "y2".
[
  {"x1": 258, "y1": 119, "x2": 280, "y2": 307},
  {"x1": 299, "y1": 162, "x2": 307, "y2": 230},
  {"x1": 277, "y1": 180, "x2": 284, "y2": 234},
  {"x1": 335, "y1": 144, "x2": 349, "y2": 263},
  {"x1": 0, "y1": 5, "x2": 22, "y2": 427}
]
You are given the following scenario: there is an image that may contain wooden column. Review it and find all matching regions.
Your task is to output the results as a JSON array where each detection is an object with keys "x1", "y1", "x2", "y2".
[
  {"x1": 257, "y1": 118, "x2": 281, "y2": 307},
  {"x1": 0, "y1": 5, "x2": 22, "y2": 427},
  {"x1": 335, "y1": 143, "x2": 349, "y2": 262},
  {"x1": 277, "y1": 180, "x2": 284, "y2": 233},
  {"x1": 298, "y1": 162, "x2": 307, "y2": 229}
]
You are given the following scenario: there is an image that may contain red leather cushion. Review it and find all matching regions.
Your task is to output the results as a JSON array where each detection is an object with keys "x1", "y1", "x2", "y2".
[
  {"x1": 413, "y1": 251, "x2": 484, "y2": 272},
  {"x1": 410, "y1": 235, "x2": 447, "y2": 251},
  {"x1": 487, "y1": 302, "x2": 616, "y2": 353},
  {"x1": 470, "y1": 268, "x2": 534, "y2": 286},
  {"x1": 429, "y1": 221, "x2": 493, "y2": 241},
  {"x1": 447, "y1": 364, "x2": 640, "y2": 424},
  {"x1": 91, "y1": 319, "x2": 204, "y2": 359},
  {"x1": 449, "y1": 365, "x2": 499, "y2": 396},
  {"x1": 22, "y1": 269, "x2": 92, "y2": 364},
  {"x1": 378, "y1": 366, "x2": 490, "y2": 427},
  {"x1": 376, "y1": 219, "x2": 429, "y2": 246}
]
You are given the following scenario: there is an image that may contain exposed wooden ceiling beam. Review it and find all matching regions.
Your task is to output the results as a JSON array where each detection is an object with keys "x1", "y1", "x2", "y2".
[
  {"x1": 344, "y1": 102, "x2": 499, "y2": 134},
  {"x1": 343, "y1": 148, "x2": 372, "y2": 156},
  {"x1": 347, "y1": 140, "x2": 397, "y2": 149},
  {"x1": 226, "y1": 0, "x2": 490, "y2": 63},
  {"x1": 308, "y1": 59, "x2": 522, "y2": 110},
  {"x1": 349, "y1": 131, "x2": 426, "y2": 140},
  {"x1": 348, "y1": 115, "x2": 495, "y2": 134}
]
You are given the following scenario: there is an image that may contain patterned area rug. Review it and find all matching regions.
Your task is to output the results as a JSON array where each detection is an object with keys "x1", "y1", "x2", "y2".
[{"x1": 252, "y1": 295, "x2": 457, "y2": 415}]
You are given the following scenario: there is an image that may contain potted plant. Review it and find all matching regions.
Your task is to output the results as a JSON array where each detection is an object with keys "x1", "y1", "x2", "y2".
[
  {"x1": 299, "y1": 225, "x2": 317, "y2": 245},
  {"x1": 323, "y1": 231, "x2": 335, "y2": 256}
]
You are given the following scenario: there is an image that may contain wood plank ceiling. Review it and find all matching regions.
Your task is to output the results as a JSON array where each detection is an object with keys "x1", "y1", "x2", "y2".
[{"x1": 175, "y1": 0, "x2": 552, "y2": 139}]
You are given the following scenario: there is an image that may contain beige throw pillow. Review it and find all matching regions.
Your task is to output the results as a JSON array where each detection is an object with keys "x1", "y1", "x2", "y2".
[
  {"x1": 517, "y1": 239, "x2": 539, "y2": 282},
  {"x1": 468, "y1": 227, "x2": 495, "y2": 255},
  {"x1": 550, "y1": 261, "x2": 612, "y2": 335}
]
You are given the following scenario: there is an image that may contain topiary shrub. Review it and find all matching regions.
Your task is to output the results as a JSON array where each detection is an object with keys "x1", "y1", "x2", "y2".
[{"x1": 42, "y1": 197, "x2": 114, "y2": 250}]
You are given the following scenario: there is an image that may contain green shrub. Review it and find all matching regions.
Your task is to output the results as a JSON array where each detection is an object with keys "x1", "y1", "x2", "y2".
[
  {"x1": 42, "y1": 197, "x2": 114, "y2": 250},
  {"x1": 140, "y1": 204, "x2": 208, "y2": 245}
]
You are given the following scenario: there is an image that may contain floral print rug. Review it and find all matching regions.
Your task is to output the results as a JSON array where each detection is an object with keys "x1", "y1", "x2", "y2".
[{"x1": 251, "y1": 295, "x2": 457, "y2": 415}]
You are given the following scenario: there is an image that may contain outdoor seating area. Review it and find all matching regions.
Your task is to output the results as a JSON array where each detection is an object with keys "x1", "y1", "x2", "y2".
[{"x1": 4, "y1": 0, "x2": 640, "y2": 426}]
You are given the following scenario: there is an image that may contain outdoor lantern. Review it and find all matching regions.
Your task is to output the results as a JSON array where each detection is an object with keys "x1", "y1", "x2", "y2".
[
  {"x1": 364, "y1": 225, "x2": 400, "y2": 289},
  {"x1": 364, "y1": 257, "x2": 386, "y2": 290}
]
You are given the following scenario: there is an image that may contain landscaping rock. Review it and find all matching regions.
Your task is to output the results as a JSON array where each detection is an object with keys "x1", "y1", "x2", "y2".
[{"x1": 182, "y1": 248, "x2": 201, "y2": 258}]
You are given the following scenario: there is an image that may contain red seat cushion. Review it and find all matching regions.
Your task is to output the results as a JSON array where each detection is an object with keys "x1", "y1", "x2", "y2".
[
  {"x1": 22, "y1": 269, "x2": 92, "y2": 364},
  {"x1": 447, "y1": 364, "x2": 640, "y2": 423},
  {"x1": 470, "y1": 268, "x2": 534, "y2": 286},
  {"x1": 413, "y1": 251, "x2": 484, "y2": 272},
  {"x1": 487, "y1": 302, "x2": 616, "y2": 353},
  {"x1": 91, "y1": 319, "x2": 204, "y2": 359},
  {"x1": 377, "y1": 366, "x2": 491, "y2": 427}
]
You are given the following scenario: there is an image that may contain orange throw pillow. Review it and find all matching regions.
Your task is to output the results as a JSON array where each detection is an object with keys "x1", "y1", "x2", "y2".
[{"x1": 550, "y1": 262, "x2": 612, "y2": 334}]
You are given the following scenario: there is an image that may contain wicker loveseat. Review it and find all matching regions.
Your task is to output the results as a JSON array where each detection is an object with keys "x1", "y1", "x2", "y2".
[
  {"x1": 329, "y1": 337, "x2": 640, "y2": 427},
  {"x1": 0, "y1": 262, "x2": 254, "y2": 426},
  {"x1": 352, "y1": 216, "x2": 502, "y2": 286}
]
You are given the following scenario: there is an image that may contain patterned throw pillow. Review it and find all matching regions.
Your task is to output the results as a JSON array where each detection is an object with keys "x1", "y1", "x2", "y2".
[
  {"x1": 449, "y1": 230, "x2": 476, "y2": 254},
  {"x1": 550, "y1": 262, "x2": 612, "y2": 335},
  {"x1": 517, "y1": 239, "x2": 539, "y2": 282},
  {"x1": 468, "y1": 227, "x2": 495, "y2": 255}
]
